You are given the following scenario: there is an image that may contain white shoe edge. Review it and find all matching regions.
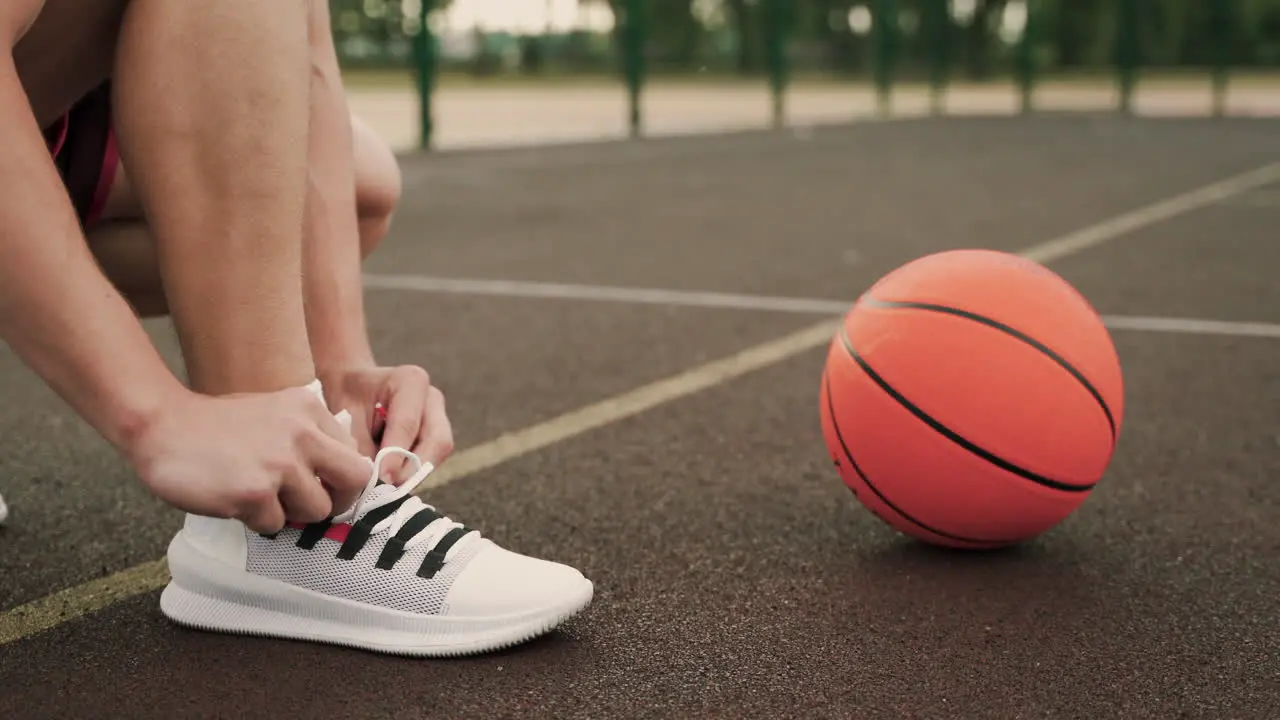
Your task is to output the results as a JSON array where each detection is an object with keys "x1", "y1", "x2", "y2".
[{"x1": 159, "y1": 528, "x2": 594, "y2": 658}]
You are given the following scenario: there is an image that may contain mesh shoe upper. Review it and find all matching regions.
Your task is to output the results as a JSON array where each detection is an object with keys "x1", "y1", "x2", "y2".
[
  {"x1": 245, "y1": 446, "x2": 490, "y2": 615},
  {"x1": 246, "y1": 479, "x2": 488, "y2": 615}
]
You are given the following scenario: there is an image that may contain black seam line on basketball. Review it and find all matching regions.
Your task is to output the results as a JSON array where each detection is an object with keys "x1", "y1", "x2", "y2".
[
  {"x1": 861, "y1": 298, "x2": 1117, "y2": 443},
  {"x1": 823, "y1": 370, "x2": 1017, "y2": 546},
  {"x1": 295, "y1": 522, "x2": 332, "y2": 550},
  {"x1": 335, "y1": 495, "x2": 411, "y2": 561},
  {"x1": 374, "y1": 507, "x2": 444, "y2": 571},
  {"x1": 417, "y1": 526, "x2": 474, "y2": 579},
  {"x1": 838, "y1": 327, "x2": 1096, "y2": 493}
]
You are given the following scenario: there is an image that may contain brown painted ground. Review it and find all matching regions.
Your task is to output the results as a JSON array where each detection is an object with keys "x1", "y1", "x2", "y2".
[{"x1": 1, "y1": 116, "x2": 1276, "y2": 719}]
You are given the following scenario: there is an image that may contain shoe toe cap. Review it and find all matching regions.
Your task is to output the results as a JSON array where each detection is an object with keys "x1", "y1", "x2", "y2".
[{"x1": 443, "y1": 542, "x2": 589, "y2": 617}]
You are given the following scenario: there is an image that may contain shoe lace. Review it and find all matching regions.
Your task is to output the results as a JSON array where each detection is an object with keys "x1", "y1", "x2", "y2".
[{"x1": 331, "y1": 446, "x2": 470, "y2": 554}]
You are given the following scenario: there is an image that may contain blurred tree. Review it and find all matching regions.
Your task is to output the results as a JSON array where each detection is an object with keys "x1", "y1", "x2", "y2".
[
  {"x1": 801, "y1": 1, "x2": 866, "y2": 75},
  {"x1": 656, "y1": 0, "x2": 707, "y2": 69},
  {"x1": 1243, "y1": 0, "x2": 1280, "y2": 65},
  {"x1": 1043, "y1": 0, "x2": 1104, "y2": 68},
  {"x1": 601, "y1": 0, "x2": 717, "y2": 72},
  {"x1": 723, "y1": 0, "x2": 765, "y2": 74},
  {"x1": 961, "y1": 0, "x2": 1007, "y2": 80},
  {"x1": 333, "y1": 0, "x2": 1280, "y2": 76}
]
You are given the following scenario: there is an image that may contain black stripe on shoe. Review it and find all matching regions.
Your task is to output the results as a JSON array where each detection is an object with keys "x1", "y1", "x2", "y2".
[
  {"x1": 417, "y1": 526, "x2": 474, "y2": 579},
  {"x1": 335, "y1": 495, "x2": 411, "y2": 560},
  {"x1": 375, "y1": 507, "x2": 444, "y2": 571},
  {"x1": 296, "y1": 522, "x2": 332, "y2": 550}
]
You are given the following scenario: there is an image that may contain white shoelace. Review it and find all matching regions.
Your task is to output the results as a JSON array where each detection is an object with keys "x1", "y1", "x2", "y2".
[{"x1": 331, "y1": 446, "x2": 469, "y2": 554}]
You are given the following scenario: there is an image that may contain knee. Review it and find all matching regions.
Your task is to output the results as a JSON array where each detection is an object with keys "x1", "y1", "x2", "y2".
[
  {"x1": 356, "y1": 167, "x2": 399, "y2": 259},
  {"x1": 353, "y1": 117, "x2": 401, "y2": 260}
]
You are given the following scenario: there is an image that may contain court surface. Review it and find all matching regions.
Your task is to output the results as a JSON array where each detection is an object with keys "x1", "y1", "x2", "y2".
[{"x1": 1, "y1": 115, "x2": 1277, "y2": 719}]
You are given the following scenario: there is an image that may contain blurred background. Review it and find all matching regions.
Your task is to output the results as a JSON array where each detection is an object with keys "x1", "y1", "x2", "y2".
[{"x1": 331, "y1": 0, "x2": 1280, "y2": 150}]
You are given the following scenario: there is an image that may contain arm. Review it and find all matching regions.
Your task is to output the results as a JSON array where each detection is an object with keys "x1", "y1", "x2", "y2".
[
  {"x1": 296, "y1": 4, "x2": 453, "y2": 474},
  {"x1": 298, "y1": 2, "x2": 389, "y2": 453},
  {"x1": 300, "y1": 0, "x2": 375, "y2": 372},
  {"x1": 0, "y1": 60, "x2": 186, "y2": 452}
]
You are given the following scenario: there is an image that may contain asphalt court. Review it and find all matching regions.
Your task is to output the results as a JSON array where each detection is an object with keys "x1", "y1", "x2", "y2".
[
  {"x1": 1, "y1": 116, "x2": 1278, "y2": 719},
  {"x1": 1050, "y1": 199, "x2": 1280, "y2": 321},
  {"x1": 3, "y1": 333, "x2": 1274, "y2": 720},
  {"x1": 369, "y1": 115, "x2": 1280, "y2": 298}
]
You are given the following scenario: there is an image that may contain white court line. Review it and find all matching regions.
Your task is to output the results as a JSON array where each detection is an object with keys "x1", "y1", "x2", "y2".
[
  {"x1": 363, "y1": 274, "x2": 854, "y2": 315},
  {"x1": 1100, "y1": 315, "x2": 1280, "y2": 339},
  {"x1": 363, "y1": 275, "x2": 1280, "y2": 340},
  {"x1": 1018, "y1": 161, "x2": 1280, "y2": 264},
  {"x1": 2, "y1": 161, "x2": 1278, "y2": 647}
]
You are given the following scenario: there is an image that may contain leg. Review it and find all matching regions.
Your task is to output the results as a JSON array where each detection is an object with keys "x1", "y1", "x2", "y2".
[
  {"x1": 88, "y1": 112, "x2": 401, "y2": 318},
  {"x1": 110, "y1": 0, "x2": 314, "y2": 395}
]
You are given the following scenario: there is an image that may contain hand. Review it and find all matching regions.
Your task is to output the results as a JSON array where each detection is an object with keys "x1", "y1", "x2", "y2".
[
  {"x1": 125, "y1": 386, "x2": 372, "y2": 533},
  {"x1": 320, "y1": 364, "x2": 454, "y2": 484}
]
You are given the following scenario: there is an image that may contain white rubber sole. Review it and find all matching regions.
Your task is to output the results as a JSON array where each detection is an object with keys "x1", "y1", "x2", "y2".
[{"x1": 160, "y1": 530, "x2": 594, "y2": 657}]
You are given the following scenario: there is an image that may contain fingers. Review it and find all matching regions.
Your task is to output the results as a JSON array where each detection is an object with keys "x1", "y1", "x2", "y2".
[
  {"x1": 308, "y1": 400, "x2": 360, "y2": 451},
  {"x1": 241, "y1": 497, "x2": 286, "y2": 535},
  {"x1": 412, "y1": 385, "x2": 455, "y2": 469},
  {"x1": 278, "y1": 469, "x2": 334, "y2": 524},
  {"x1": 348, "y1": 409, "x2": 379, "y2": 458},
  {"x1": 306, "y1": 432, "x2": 373, "y2": 511},
  {"x1": 377, "y1": 367, "x2": 430, "y2": 482}
]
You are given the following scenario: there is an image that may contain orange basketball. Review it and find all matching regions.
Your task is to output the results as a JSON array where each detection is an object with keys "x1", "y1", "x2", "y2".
[{"x1": 819, "y1": 249, "x2": 1124, "y2": 549}]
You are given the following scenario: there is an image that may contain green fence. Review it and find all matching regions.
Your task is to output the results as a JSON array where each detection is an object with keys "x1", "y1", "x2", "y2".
[{"x1": 331, "y1": 0, "x2": 1279, "y2": 150}]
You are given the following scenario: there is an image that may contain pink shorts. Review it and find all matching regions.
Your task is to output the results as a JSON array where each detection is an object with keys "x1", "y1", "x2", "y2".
[{"x1": 44, "y1": 82, "x2": 118, "y2": 231}]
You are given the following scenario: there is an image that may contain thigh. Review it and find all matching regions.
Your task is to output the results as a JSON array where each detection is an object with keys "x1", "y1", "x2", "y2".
[
  {"x1": 11, "y1": 0, "x2": 127, "y2": 230},
  {"x1": 12, "y1": 0, "x2": 128, "y2": 126}
]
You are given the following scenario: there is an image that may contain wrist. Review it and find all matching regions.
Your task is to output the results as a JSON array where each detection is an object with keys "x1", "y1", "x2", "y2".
[
  {"x1": 303, "y1": 297, "x2": 375, "y2": 374},
  {"x1": 110, "y1": 376, "x2": 192, "y2": 461},
  {"x1": 313, "y1": 357, "x2": 377, "y2": 403},
  {"x1": 312, "y1": 343, "x2": 377, "y2": 378}
]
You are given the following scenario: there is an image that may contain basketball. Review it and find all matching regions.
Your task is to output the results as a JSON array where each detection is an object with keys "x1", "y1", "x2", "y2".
[{"x1": 819, "y1": 249, "x2": 1125, "y2": 549}]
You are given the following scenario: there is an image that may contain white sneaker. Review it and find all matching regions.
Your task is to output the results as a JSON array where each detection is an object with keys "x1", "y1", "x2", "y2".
[
  {"x1": 159, "y1": 444, "x2": 593, "y2": 657},
  {"x1": 0, "y1": 492, "x2": 7, "y2": 525}
]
